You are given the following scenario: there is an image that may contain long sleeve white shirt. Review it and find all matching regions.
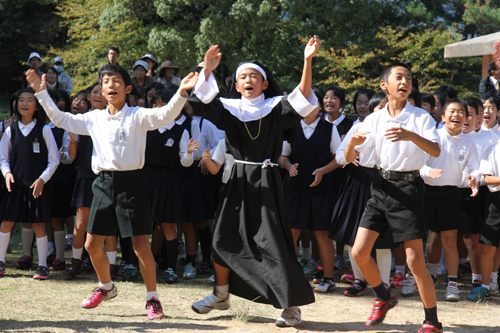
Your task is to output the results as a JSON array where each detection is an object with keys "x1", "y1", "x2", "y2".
[{"x1": 335, "y1": 122, "x2": 376, "y2": 167}]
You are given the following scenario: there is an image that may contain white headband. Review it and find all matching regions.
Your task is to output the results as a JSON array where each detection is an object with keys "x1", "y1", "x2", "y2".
[{"x1": 236, "y1": 63, "x2": 267, "y2": 81}]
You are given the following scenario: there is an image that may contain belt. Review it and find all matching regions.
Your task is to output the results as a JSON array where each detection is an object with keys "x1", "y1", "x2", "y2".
[
  {"x1": 379, "y1": 169, "x2": 419, "y2": 182},
  {"x1": 234, "y1": 159, "x2": 278, "y2": 168}
]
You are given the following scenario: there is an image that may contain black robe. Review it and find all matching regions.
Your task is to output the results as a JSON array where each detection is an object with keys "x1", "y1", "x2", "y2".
[{"x1": 189, "y1": 94, "x2": 315, "y2": 309}]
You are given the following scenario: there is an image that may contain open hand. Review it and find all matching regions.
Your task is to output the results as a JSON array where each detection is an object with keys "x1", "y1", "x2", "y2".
[
  {"x1": 304, "y1": 36, "x2": 320, "y2": 61},
  {"x1": 199, "y1": 158, "x2": 208, "y2": 175},
  {"x1": 384, "y1": 127, "x2": 414, "y2": 142},
  {"x1": 5, "y1": 173, "x2": 14, "y2": 192},
  {"x1": 310, "y1": 168, "x2": 324, "y2": 187},
  {"x1": 4, "y1": 114, "x2": 16, "y2": 129},
  {"x1": 467, "y1": 175, "x2": 479, "y2": 197},
  {"x1": 429, "y1": 168, "x2": 443, "y2": 179},
  {"x1": 30, "y1": 178, "x2": 44, "y2": 198},
  {"x1": 204, "y1": 45, "x2": 222, "y2": 76},
  {"x1": 26, "y1": 70, "x2": 47, "y2": 93},
  {"x1": 59, "y1": 146, "x2": 65, "y2": 159},
  {"x1": 289, "y1": 163, "x2": 299, "y2": 177},
  {"x1": 202, "y1": 148, "x2": 211, "y2": 161},
  {"x1": 348, "y1": 131, "x2": 370, "y2": 147},
  {"x1": 178, "y1": 72, "x2": 199, "y2": 96},
  {"x1": 187, "y1": 138, "x2": 200, "y2": 154}
]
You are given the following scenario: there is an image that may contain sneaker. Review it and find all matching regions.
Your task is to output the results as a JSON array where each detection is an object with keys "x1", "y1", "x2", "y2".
[
  {"x1": 82, "y1": 258, "x2": 95, "y2": 274},
  {"x1": 65, "y1": 237, "x2": 73, "y2": 251},
  {"x1": 49, "y1": 258, "x2": 66, "y2": 271},
  {"x1": 275, "y1": 306, "x2": 302, "y2": 327},
  {"x1": 390, "y1": 272, "x2": 405, "y2": 289},
  {"x1": 431, "y1": 274, "x2": 438, "y2": 286},
  {"x1": 401, "y1": 274, "x2": 418, "y2": 297},
  {"x1": 445, "y1": 281, "x2": 460, "y2": 302},
  {"x1": 334, "y1": 255, "x2": 345, "y2": 270},
  {"x1": 208, "y1": 275, "x2": 215, "y2": 286},
  {"x1": 46, "y1": 253, "x2": 56, "y2": 266},
  {"x1": 192, "y1": 294, "x2": 230, "y2": 314},
  {"x1": 313, "y1": 278, "x2": 335, "y2": 293},
  {"x1": 159, "y1": 268, "x2": 178, "y2": 284},
  {"x1": 0, "y1": 261, "x2": 6, "y2": 275},
  {"x1": 80, "y1": 285, "x2": 118, "y2": 308},
  {"x1": 117, "y1": 260, "x2": 127, "y2": 276},
  {"x1": 303, "y1": 260, "x2": 318, "y2": 275},
  {"x1": 146, "y1": 297, "x2": 164, "y2": 320},
  {"x1": 299, "y1": 258, "x2": 309, "y2": 269},
  {"x1": 341, "y1": 267, "x2": 355, "y2": 283},
  {"x1": 14, "y1": 255, "x2": 33, "y2": 269},
  {"x1": 33, "y1": 266, "x2": 49, "y2": 280},
  {"x1": 365, "y1": 292, "x2": 398, "y2": 327},
  {"x1": 466, "y1": 286, "x2": 492, "y2": 302},
  {"x1": 7, "y1": 239, "x2": 13, "y2": 253},
  {"x1": 183, "y1": 263, "x2": 196, "y2": 279},
  {"x1": 62, "y1": 258, "x2": 83, "y2": 279},
  {"x1": 122, "y1": 264, "x2": 139, "y2": 281},
  {"x1": 178, "y1": 239, "x2": 184, "y2": 254},
  {"x1": 417, "y1": 320, "x2": 443, "y2": 333},
  {"x1": 437, "y1": 262, "x2": 447, "y2": 276},
  {"x1": 457, "y1": 264, "x2": 467, "y2": 280},
  {"x1": 313, "y1": 268, "x2": 324, "y2": 284},
  {"x1": 344, "y1": 279, "x2": 368, "y2": 296},
  {"x1": 110, "y1": 264, "x2": 119, "y2": 281},
  {"x1": 198, "y1": 262, "x2": 211, "y2": 274},
  {"x1": 490, "y1": 279, "x2": 499, "y2": 295}
]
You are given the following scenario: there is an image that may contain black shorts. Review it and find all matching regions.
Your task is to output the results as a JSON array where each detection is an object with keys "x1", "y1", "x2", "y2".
[
  {"x1": 359, "y1": 175, "x2": 425, "y2": 243},
  {"x1": 459, "y1": 187, "x2": 482, "y2": 235},
  {"x1": 480, "y1": 191, "x2": 500, "y2": 247},
  {"x1": 87, "y1": 170, "x2": 152, "y2": 238},
  {"x1": 424, "y1": 185, "x2": 462, "y2": 233}
]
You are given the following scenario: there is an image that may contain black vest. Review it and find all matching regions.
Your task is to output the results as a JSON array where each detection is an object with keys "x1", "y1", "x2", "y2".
[
  {"x1": 145, "y1": 125, "x2": 185, "y2": 171},
  {"x1": 287, "y1": 120, "x2": 334, "y2": 196},
  {"x1": 10, "y1": 122, "x2": 48, "y2": 187},
  {"x1": 331, "y1": 116, "x2": 354, "y2": 184},
  {"x1": 177, "y1": 116, "x2": 197, "y2": 179},
  {"x1": 74, "y1": 135, "x2": 96, "y2": 179}
]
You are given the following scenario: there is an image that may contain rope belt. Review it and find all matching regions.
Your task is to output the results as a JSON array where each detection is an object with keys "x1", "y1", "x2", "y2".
[{"x1": 234, "y1": 159, "x2": 278, "y2": 168}]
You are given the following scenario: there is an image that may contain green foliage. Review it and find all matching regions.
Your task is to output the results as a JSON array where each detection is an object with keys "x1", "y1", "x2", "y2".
[{"x1": 463, "y1": 0, "x2": 500, "y2": 35}]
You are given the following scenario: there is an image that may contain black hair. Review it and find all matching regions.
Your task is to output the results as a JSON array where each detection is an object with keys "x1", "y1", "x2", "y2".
[
  {"x1": 433, "y1": 93, "x2": 445, "y2": 110},
  {"x1": 126, "y1": 84, "x2": 138, "y2": 106},
  {"x1": 311, "y1": 85, "x2": 325, "y2": 110},
  {"x1": 324, "y1": 86, "x2": 346, "y2": 104},
  {"x1": 9, "y1": 89, "x2": 22, "y2": 116},
  {"x1": 137, "y1": 87, "x2": 147, "y2": 100},
  {"x1": 434, "y1": 85, "x2": 458, "y2": 100},
  {"x1": 98, "y1": 64, "x2": 132, "y2": 87},
  {"x1": 151, "y1": 88, "x2": 175, "y2": 108},
  {"x1": 368, "y1": 91, "x2": 387, "y2": 113},
  {"x1": 442, "y1": 98, "x2": 468, "y2": 117},
  {"x1": 408, "y1": 86, "x2": 422, "y2": 108},
  {"x1": 470, "y1": 97, "x2": 483, "y2": 111},
  {"x1": 73, "y1": 90, "x2": 91, "y2": 111},
  {"x1": 55, "y1": 89, "x2": 71, "y2": 112},
  {"x1": 380, "y1": 62, "x2": 412, "y2": 82},
  {"x1": 109, "y1": 47, "x2": 120, "y2": 55},
  {"x1": 45, "y1": 66, "x2": 59, "y2": 77},
  {"x1": 47, "y1": 89, "x2": 59, "y2": 106},
  {"x1": 14, "y1": 88, "x2": 46, "y2": 124},
  {"x1": 353, "y1": 89, "x2": 375, "y2": 114},
  {"x1": 145, "y1": 82, "x2": 166, "y2": 108},
  {"x1": 421, "y1": 93, "x2": 435, "y2": 110},
  {"x1": 487, "y1": 61, "x2": 498, "y2": 76},
  {"x1": 482, "y1": 90, "x2": 500, "y2": 110},
  {"x1": 463, "y1": 97, "x2": 478, "y2": 117},
  {"x1": 400, "y1": 60, "x2": 419, "y2": 91}
]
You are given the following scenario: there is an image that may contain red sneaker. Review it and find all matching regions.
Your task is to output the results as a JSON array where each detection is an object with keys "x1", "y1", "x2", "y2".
[
  {"x1": 14, "y1": 255, "x2": 33, "y2": 269},
  {"x1": 390, "y1": 272, "x2": 405, "y2": 289},
  {"x1": 49, "y1": 258, "x2": 66, "y2": 271},
  {"x1": 146, "y1": 297, "x2": 165, "y2": 320},
  {"x1": 417, "y1": 320, "x2": 443, "y2": 333},
  {"x1": 341, "y1": 267, "x2": 355, "y2": 283},
  {"x1": 365, "y1": 292, "x2": 398, "y2": 327},
  {"x1": 80, "y1": 285, "x2": 118, "y2": 308}
]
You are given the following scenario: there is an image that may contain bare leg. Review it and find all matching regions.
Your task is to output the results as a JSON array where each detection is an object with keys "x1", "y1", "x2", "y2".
[
  {"x1": 85, "y1": 234, "x2": 110, "y2": 283},
  {"x1": 151, "y1": 224, "x2": 164, "y2": 255},
  {"x1": 427, "y1": 231, "x2": 442, "y2": 264},
  {"x1": 314, "y1": 230, "x2": 334, "y2": 278},
  {"x1": 481, "y1": 244, "x2": 497, "y2": 287},
  {"x1": 132, "y1": 235, "x2": 157, "y2": 292},
  {"x1": 73, "y1": 207, "x2": 90, "y2": 250},
  {"x1": 440, "y1": 230, "x2": 458, "y2": 277},
  {"x1": 463, "y1": 234, "x2": 481, "y2": 274},
  {"x1": 214, "y1": 261, "x2": 230, "y2": 286},
  {"x1": 352, "y1": 227, "x2": 381, "y2": 287},
  {"x1": 405, "y1": 239, "x2": 436, "y2": 308}
]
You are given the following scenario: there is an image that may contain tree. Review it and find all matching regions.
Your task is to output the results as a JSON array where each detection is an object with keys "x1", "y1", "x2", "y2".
[{"x1": 463, "y1": 0, "x2": 500, "y2": 35}]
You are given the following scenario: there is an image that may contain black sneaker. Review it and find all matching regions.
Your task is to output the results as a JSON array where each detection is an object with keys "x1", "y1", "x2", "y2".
[
  {"x1": 365, "y1": 292, "x2": 398, "y2": 327},
  {"x1": 62, "y1": 258, "x2": 83, "y2": 279},
  {"x1": 122, "y1": 264, "x2": 139, "y2": 281},
  {"x1": 33, "y1": 266, "x2": 50, "y2": 280},
  {"x1": 198, "y1": 262, "x2": 212, "y2": 274},
  {"x1": 110, "y1": 264, "x2": 119, "y2": 281},
  {"x1": 344, "y1": 279, "x2": 368, "y2": 296},
  {"x1": 457, "y1": 264, "x2": 467, "y2": 280},
  {"x1": 159, "y1": 268, "x2": 178, "y2": 284}
]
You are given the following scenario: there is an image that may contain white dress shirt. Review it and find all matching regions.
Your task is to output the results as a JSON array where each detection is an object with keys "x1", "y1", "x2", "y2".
[
  {"x1": 212, "y1": 138, "x2": 234, "y2": 184},
  {"x1": 0, "y1": 120, "x2": 59, "y2": 183},
  {"x1": 47, "y1": 122, "x2": 74, "y2": 164},
  {"x1": 463, "y1": 129, "x2": 499, "y2": 187},
  {"x1": 437, "y1": 120, "x2": 444, "y2": 129},
  {"x1": 480, "y1": 141, "x2": 500, "y2": 192},
  {"x1": 420, "y1": 128, "x2": 480, "y2": 187},
  {"x1": 336, "y1": 122, "x2": 376, "y2": 167},
  {"x1": 325, "y1": 113, "x2": 346, "y2": 126},
  {"x1": 353, "y1": 118, "x2": 361, "y2": 125},
  {"x1": 281, "y1": 117, "x2": 341, "y2": 157},
  {"x1": 35, "y1": 89, "x2": 187, "y2": 174},
  {"x1": 355, "y1": 102, "x2": 439, "y2": 172},
  {"x1": 481, "y1": 123, "x2": 500, "y2": 138},
  {"x1": 176, "y1": 114, "x2": 202, "y2": 160},
  {"x1": 157, "y1": 120, "x2": 193, "y2": 167},
  {"x1": 193, "y1": 115, "x2": 221, "y2": 155}
]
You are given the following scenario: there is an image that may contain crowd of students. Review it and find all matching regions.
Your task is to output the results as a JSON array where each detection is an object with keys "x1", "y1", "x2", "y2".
[{"x1": 0, "y1": 39, "x2": 499, "y2": 333}]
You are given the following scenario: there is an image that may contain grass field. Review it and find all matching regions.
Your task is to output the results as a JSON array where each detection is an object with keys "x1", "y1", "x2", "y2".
[{"x1": 1, "y1": 232, "x2": 500, "y2": 333}]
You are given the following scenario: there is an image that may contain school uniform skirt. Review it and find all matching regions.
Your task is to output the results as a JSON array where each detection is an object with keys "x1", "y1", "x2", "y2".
[
  {"x1": 0, "y1": 185, "x2": 51, "y2": 223},
  {"x1": 329, "y1": 165, "x2": 396, "y2": 249},
  {"x1": 285, "y1": 195, "x2": 334, "y2": 231},
  {"x1": 144, "y1": 166, "x2": 186, "y2": 224},
  {"x1": 47, "y1": 181, "x2": 74, "y2": 218},
  {"x1": 197, "y1": 160, "x2": 215, "y2": 220},
  {"x1": 71, "y1": 177, "x2": 97, "y2": 208},
  {"x1": 180, "y1": 164, "x2": 206, "y2": 223}
]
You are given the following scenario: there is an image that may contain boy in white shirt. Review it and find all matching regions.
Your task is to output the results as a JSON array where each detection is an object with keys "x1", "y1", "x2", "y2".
[{"x1": 481, "y1": 92, "x2": 500, "y2": 138}]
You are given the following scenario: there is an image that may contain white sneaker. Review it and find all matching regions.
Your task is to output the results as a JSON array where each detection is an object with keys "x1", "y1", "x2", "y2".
[
  {"x1": 313, "y1": 278, "x2": 336, "y2": 293},
  {"x1": 275, "y1": 306, "x2": 302, "y2": 327},
  {"x1": 183, "y1": 263, "x2": 196, "y2": 279},
  {"x1": 437, "y1": 262, "x2": 447, "y2": 276},
  {"x1": 208, "y1": 275, "x2": 215, "y2": 286},
  {"x1": 490, "y1": 279, "x2": 499, "y2": 295},
  {"x1": 445, "y1": 281, "x2": 460, "y2": 302},
  {"x1": 334, "y1": 255, "x2": 345, "y2": 270},
  {"x1": 302, "y1": 260, "x2": 318, "y2": 275},
  {"x1": 192, "y1": 294, "x2": 230, "y2": 314},
  {"x1": 401, "y1": 274, "x2": 418, "y2": 296}
]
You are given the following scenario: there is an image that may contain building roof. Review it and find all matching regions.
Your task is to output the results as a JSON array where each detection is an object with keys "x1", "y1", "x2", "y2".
[{"x1": 444, "y1": 31, "x2": 500, "y2": 58}]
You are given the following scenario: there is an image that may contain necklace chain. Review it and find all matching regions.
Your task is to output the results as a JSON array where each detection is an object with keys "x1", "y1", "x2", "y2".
[{"x1": 239, "y1": 95, "x2": 263, "y2": 140}]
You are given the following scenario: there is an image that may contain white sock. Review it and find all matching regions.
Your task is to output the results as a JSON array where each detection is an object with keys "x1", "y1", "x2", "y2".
[
  {"x1": 491, "y1": 272, "x2": 498, "y2": 283},
  {"x1": 72, "y1": 247, "x2": 83, "y2": 260},
  {"x1": 395, "y1": 265, "x2": 405, "y2": 275},
  {"x1": 215, "y1": 284, "x2": 229, "y2": 299},
  {"x1": 481, "y1": 284, "x2": 491, "y2": 290},
  {"x1": 106, "y1": 251, "x2": 117, "y2": 265},
  {"x1": 472, "y1": 273, "x2": 482, "y2": 282},
  {"x1": 146, "y1": 290, "x2": 159, "y2": 301},
  {"x1": 427, "y1": 263, "x2": 439, "y2": 277},
  {"x1": 348, "y1": 246, "x2": 364, "y2": 280},
  {"x1": 36, "y1": 236, "x2": 48, "y2": 268},
  {"x1": 0, "y1": 231, "x2": 11, "y2": 262},
  {"x1": 459, "y1": 257, "x2": 467, "y2": 265},
  {"x1": 54, "y1": 230, "x2": 66, "y2": 260},
  {"x1": 48, "y1": 241, "x2": 55, "y2": 255},
  {"x1": 302, "y1": 247, "x2": 311, "y2": 261},
  {"x1": 376, "y1": 249, "x2": 392, "y2": 285},
  {"x1": 99, "y1": 281, "x2": 114, "y2": 290},
  {"x1": 22, "y1": 227, "x2": 34, "y2": 256}
]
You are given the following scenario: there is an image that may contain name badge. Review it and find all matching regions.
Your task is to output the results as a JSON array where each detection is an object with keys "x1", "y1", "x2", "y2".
[
  {"x1": 458, "y1": 149, "x2": 466, "y2": 163},
  {"x1": 118, "y1": 127, "x2": 127, "y2": 142},
  {"x1": 165, "y1": 138, "x2": 174, "y2": 147},
  {"x1": 33, "y1": 139, "x2": 40, "y2": 153}
]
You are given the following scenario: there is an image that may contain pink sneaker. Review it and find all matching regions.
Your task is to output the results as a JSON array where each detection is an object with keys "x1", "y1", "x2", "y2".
[
  {"x1": 341, "y1": 267, "x2": 355, "y2": 283},
  {"x1": 80, "y1": 285, "x2": 118, "y2": 308},
  {"x1": 390, "y1": 272, "x2": 405, "y2": 289},
  {"x1": 146, "y1": 297, "x2": 164, "y2": 319}
]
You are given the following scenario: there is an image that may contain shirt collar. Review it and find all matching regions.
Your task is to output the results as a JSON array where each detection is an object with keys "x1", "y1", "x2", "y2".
[
  {"x1": 105, "y1": 103, "x2": 129, "y2": 120},
  {"x1": 301, "y1": 117, "x2": 320, "y2": 130},
  {"x1": 465, "y1": 129, "x2": 478, "y2": 138},
  {"x1": 18, "y1": 119, "x2": 36, "y2": 130},
  {"x1": 176, "y1": 114, "x2": 186, "y2": 125},
  {"x1": 47, "y1": 122, "x2": 55, "y2": 128},
  {"x1": 164, "y1": 120, "x2": 176, "y2": 130},
  {"x1": 379, "y1": 101, "x2": 412, "y2": 125},
  {"x1": 439, "y1": 126, "x2": 462, "y2": 139},
  {"x1": 331, "y1": 114, "x2": 345, "y2": 126}
]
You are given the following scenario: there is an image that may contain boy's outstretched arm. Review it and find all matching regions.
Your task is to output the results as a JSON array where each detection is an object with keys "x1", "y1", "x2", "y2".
[
  {"x1": 299, "y1": 36, "x2": 320, "y2": 99},
  {"x1": 384, "y1": 127, "x2": 440, "y2": 158},
  {"x1": 203, "y1": 45, "x2": 222, "y2": 81}
]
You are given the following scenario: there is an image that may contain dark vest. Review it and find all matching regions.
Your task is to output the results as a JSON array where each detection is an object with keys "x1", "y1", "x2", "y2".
[
  {"x1": 74, "y1": 135, "x2": 96, "y2": 179},
  {"x1": 287, "y1": 120, "x2": 334, "y2": 196},
  {"x1": 50, "y1": 126, "x2": 67, "y2": 183},
  {"x1": 177, "y1": 116, "x2": 197, "y2": 179},
  {"x1": 10, "y1": 122, "x2": 48, "y2": 187},
  {"x1": 331, "y1": 116, "x2": 354, "y2": 184},
  {"x1": 145, "y1": 125, "x2": 185, "y2": 171}
]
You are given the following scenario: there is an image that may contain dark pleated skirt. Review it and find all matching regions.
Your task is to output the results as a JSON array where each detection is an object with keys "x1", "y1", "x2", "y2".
[
  {"x1": 144, "y1": 166, "x2": 186, "y2": 224},
  {"x1": 180, "y1": 165, "x2": 206, "y2": 223},
  {"x1": 285, "y1": 195, "x2": 334, "y2": 231},
  {"x1": 47, "y1": 181, "x2": 74, "y2": 218},
  {"x1": 71, "y1": 177, "x2": 96, "y2": 208},
  {"x1": 1, "y1": 185, "x2": 51, "y2": 223},
  {"x1": 198, "y1": 162, "x2": 215, "y2": 220}
]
